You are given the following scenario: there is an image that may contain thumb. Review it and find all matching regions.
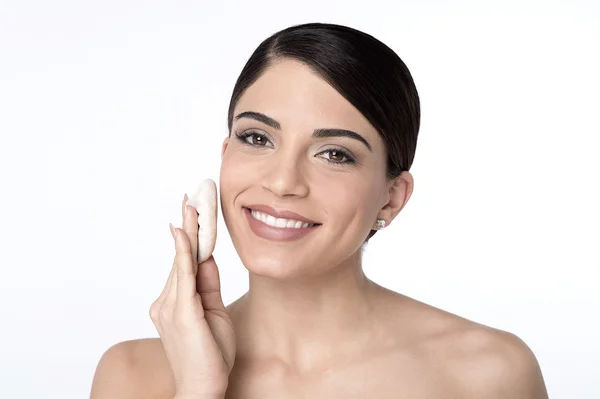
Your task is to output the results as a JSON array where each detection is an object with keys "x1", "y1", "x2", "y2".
[{"x1": 196, "y1": 255, "x2": 226, "y2": 313}]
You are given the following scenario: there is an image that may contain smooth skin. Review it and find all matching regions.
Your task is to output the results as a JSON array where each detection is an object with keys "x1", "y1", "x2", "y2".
[{"x1": 90, "y1": 59, "x2": 549, "y2": 399}]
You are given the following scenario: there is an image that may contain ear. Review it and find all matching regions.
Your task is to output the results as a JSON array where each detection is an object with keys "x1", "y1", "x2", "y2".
[
  {"x1": 377, "y1": 171, "x2": 414, "y2": 227},
  {"x1": 221, "y1": 136, "x2": 230, "y2": 160}
]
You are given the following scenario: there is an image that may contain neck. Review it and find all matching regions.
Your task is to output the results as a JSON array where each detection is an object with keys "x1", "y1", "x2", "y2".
[{"x1": 231, "y1": 251, "x2": 381, "y2": 372}]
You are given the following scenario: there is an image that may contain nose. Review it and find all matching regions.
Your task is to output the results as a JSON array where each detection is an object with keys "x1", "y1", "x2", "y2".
[{"x1": 260, "y1": 152, "x2": 309, "y2": 198}]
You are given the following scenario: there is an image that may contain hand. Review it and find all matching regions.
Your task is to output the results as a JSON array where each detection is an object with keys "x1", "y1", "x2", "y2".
[{"x1": 149, "y1": 193, "x2": 236, "y2": 398}]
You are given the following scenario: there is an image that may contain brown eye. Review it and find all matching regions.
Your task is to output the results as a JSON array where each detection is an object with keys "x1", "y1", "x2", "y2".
[
  {"x1": 248, "y1": 134, "x2": 267, "y2": 146},
  {"x1": 328, "y1": 150, "x2": 346, "y2": 162},
  {"x1": 317, "y1": 148, "x2": 356, "y2": 166},
  {"x1": 236, "y1": 131, "x2": 272, "y2": 147}
]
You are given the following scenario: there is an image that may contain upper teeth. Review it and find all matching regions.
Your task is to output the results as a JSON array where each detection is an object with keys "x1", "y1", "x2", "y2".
[{"x1": 250, "y1": 210, "x2": 314, "y2": 229}]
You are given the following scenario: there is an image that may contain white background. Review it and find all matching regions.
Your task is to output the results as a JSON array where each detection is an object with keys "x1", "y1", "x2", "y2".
[{"x1": 1, "y1": 0, "x2": 598, "y2": 398}]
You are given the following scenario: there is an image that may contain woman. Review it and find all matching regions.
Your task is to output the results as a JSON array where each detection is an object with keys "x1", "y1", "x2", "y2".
[{"x1": 91, "y1": 23, "x2": 548, "y2": 398}]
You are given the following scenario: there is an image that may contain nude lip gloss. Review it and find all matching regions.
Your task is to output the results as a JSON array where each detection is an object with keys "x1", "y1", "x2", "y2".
[{"x1": 243, "y1": 207, "x2": 321, "y2": 242}]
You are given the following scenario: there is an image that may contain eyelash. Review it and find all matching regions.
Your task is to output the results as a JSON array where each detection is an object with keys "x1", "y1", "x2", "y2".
[{"x1": 234, "y1": 131, "x2": 357, "y2": 166}]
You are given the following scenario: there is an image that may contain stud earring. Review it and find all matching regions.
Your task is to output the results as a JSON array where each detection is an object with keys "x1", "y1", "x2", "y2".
[{"x1": 375, "y1": 219, "x2": 386, "y2": 230}]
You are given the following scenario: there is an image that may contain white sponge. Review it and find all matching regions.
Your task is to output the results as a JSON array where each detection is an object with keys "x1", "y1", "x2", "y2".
[{"x1": 185, "y1": 178, "x2": 218, "y2": 264}]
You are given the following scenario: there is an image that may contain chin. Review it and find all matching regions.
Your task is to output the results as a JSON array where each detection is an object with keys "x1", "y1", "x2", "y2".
[{"x1": 237, "y1": 250, "x2": 312, "y2": 280}]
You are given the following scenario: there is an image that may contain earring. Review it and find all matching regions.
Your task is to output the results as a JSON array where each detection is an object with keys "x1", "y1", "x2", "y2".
[{"x1": 375, "y1": 219, "x2": 386, "y2": 230}]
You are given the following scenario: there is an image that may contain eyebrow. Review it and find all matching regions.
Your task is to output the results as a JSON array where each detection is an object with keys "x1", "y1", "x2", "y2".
[{"x1": 234, "y1": 111, "x2": 372, "y2": 152}]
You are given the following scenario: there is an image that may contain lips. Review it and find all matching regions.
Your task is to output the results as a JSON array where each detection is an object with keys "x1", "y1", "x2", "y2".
[
  {"x1": 243, "y1": 207, "x2": 320, "y2": 241},
  {"x1": 243, "y1": 204, "x2": 320, "y2": 225}
]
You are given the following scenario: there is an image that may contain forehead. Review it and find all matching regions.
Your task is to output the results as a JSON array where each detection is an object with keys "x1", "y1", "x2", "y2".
[{"x1": 233, "y1": 59, "x2": 380, "y2": 140}]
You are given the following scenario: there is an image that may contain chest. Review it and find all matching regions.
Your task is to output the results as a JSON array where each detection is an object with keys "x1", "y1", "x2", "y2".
[{"x1": 224, "y1": 355, "x2": 457, "y2": 399}]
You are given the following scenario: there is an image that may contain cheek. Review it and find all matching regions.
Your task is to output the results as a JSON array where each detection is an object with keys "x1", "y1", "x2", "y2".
[
  {"x1": 219, "y1": 148, "x2": 265, "y2": 217},
  {"x1": 220, "y1": 146, "x2": 253, "y2": 184},
  {"x1": 221, "y1": 145, "x2": 258, "y2": 177},
  {"x1": 219, "y1": 152, "x2": 246, "y2": 209},
  {"x1": 317, "y1": 174, "x2": 381, "y2": 226}
]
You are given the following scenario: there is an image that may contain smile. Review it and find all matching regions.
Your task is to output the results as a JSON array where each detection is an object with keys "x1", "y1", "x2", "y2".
[
  {"x1": 249, "y1": 209, "x2": 316, "y2": 229},
  {"x1": 243, "y1": 207, "x2": 321, "y2": 242}
]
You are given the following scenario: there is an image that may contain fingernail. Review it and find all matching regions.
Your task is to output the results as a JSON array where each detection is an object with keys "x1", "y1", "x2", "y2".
[{"x1": 169, "y1": 223, "x2": 177, "y2": 239}]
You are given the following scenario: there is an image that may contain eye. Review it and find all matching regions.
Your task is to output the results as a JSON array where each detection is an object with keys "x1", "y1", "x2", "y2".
[
  {"x1": 317, "y1": 148, "x2": 356, "y2": 165},
  {"x1": 234, "y1": 130, "x2": 356, "y2": 166},
  {"x1": 235, "y1": 131, "x2": 273, "y2": 147}
]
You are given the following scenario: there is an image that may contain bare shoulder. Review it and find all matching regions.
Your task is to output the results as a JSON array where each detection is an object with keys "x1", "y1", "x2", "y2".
[
  {"x1": 439, "y1": 324, "x2": 549, "y2": 398},
  {"x1": 90, "y1": 338, "x2": 174, "y2": 399},
  {"x1": 398, "y1": 296, "x2": 548, "y2": 398},
  {"x1": 371, "y1": 286, "x2": 548, "y2": 398}
]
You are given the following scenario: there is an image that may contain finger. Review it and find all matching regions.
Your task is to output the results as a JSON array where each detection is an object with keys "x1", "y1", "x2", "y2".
[
  {"x1": 163, "y1": 225, "x2": 181, "y2": 306},
  {"x1": 151, "y1": 263, "x2": 176, "y2": 334},
  {"x1": 155, "y1": 258, "x2": 177, "y2": 305},
  {"x1": 182, "y1": 204, "x2": 199, "y2": 271},
  {"x1": 181, "y1": 193, "x2": 188, "y2": 220},
  {"x1": 150, "y1": 224, "x2": 180, "y2": 328},
  {"x1": 196, "y1": 255, "x2": 226, "y2": 313},
  {"x1": 151, "y1": 225, "x2": 179, "y2": 308},
  {"x1": 172, "y1": 226, "x2": 198, "y2": 305},
  {"x1": 161, "y1": 195, "x2": 187, "y2": 307}
]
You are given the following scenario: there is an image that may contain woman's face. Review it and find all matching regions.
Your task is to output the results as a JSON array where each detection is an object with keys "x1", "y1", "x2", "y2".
[{"x1": 220, "y1": 59, "x2": 396, "y2": 279}]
